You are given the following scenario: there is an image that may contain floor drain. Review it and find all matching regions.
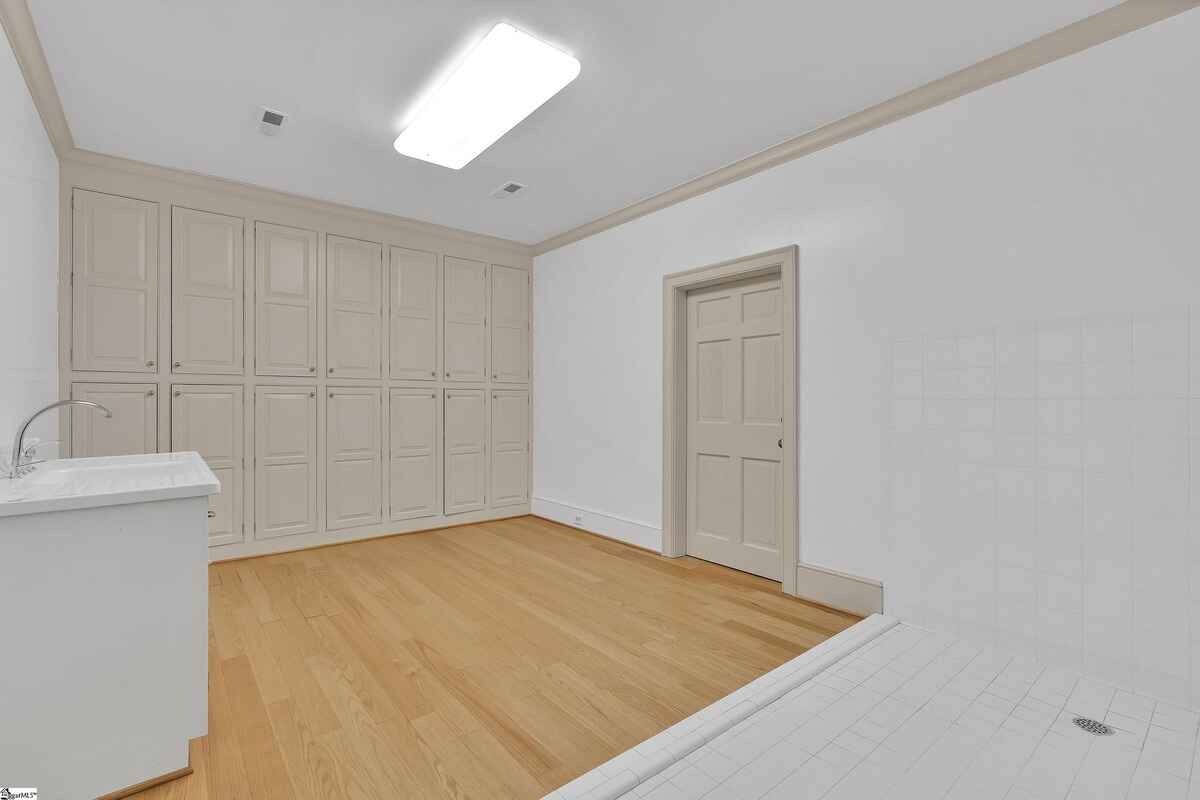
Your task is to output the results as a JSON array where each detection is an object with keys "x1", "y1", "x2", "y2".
[{"x1": 1072, "y1": 717, "x2": 1114, "y2": 736}]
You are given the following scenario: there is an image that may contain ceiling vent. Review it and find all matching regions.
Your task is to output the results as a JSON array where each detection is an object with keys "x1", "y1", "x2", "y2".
[
  {"x1": 490, "y1": 181, "x2": 526, "y2": 199},
  {"x1": 258, "y1": 107, "x2": 286, "y2": 136}
]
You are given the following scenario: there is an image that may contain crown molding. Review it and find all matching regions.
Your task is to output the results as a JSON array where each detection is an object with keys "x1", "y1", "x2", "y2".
[
  {"x1": 532, "y1": 0, "x2": 1200, "y2": 256},
  {"x1": 0, "y1": 0, "x2": 73, "y2": 156}
]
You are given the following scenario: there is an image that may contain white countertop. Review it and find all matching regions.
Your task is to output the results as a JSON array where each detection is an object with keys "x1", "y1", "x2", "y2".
[{"x1": 0, "y1": 452, "x2": 220, "y2": 518}]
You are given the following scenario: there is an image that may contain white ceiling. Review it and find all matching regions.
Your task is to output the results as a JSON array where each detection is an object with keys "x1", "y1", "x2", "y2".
[{"x1": 31, "y1": 0, "x2": 1117, "y2": 245}]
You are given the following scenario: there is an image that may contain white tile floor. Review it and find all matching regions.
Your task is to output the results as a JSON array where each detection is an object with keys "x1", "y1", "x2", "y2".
[{"x1": 546, "y1": 616, "x2": 1200, "y2": 800}]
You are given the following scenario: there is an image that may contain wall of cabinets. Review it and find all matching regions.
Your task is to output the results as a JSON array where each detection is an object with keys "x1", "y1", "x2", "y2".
[{"x1": 59, "y1": 159, "x2": 532, "y2": 560}]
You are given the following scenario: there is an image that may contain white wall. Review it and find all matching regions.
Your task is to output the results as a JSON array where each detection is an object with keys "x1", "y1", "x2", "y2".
[
  {"x1": 0, "y1": 30, "x2": 59, "y2": 463},
  {"x1": 534, "y1": 11, "x2": 1200, "y2": 705}
]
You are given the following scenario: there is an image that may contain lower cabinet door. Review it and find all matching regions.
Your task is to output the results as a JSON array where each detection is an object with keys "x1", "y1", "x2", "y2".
[
  {"x1": 326, "y1": 387, "x2": 382, "y2": 530},
  {"x1": 490, "y1": 390, "x2": 529, "y2": 507},
  {"x1": 444, "y1": 389, "x2": 486, "y2": 515},
  {"x1": 70, "y1": 382, "x2": 158, "y2": 457},
  {"x1": 389, "y1": 387, "x2": 440, "y2": 521},
  {"x1": 172, "y1": 384, "x2": 244, "y2": 546},
  {"x1": 255, "y1": 386, "x2": 317, "y2": 538}
]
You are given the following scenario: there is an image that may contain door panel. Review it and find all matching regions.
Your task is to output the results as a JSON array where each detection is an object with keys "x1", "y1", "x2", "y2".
[
  {"x1": 390, "y1": 247, "x2": 439, "y2": 381},
  {"x1": 327, "y1": 388, "x2": 382, "y2": 530},
  {"x1": 686, "y1": 275, "x2": 783, "y2": 580},
  {"x1": 70, "y1": 383, "x2": 158, "y2": 457},
  {"x1": 255, "y1": 386, "x2": 317, "y2": 538},
  {"x1": 72, "y1": 190, "x2": 158, "y2": 372},
  {"x1": 444, "y1": 389, "x2": 486, "y2": 514},
  {"x1": 255, "y1": 223, "x2": 318, "y2": 376},
  {"x1": 443, "y1": 257, "x2": 486, "y2": 382},
  {"x1": 327, "y1": 236, "x2": 382, "y2": 379},
  {"x1": 490, "y1": 390, "x2": 528, "y2": 507},
  {"x1": 172, "y1": 207, "x2": 244, "y2": 374},
  {"x1": 172, "y1": 384, "x2": 244, "y2": 546},
  {"x1": 490, "y1": 264, "x2": 529, "y2": 383},
  {"x1": 390, "y1": 388, "x2": 440, "y2": 521}
]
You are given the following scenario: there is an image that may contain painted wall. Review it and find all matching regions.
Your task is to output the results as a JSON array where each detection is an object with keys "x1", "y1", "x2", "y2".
[
  {"x1": 533, "y1": 12, "x2": 1200, "y2": 704},
  {"x1": 0, "y1": 30, "x2": 59, "y2": 464}
]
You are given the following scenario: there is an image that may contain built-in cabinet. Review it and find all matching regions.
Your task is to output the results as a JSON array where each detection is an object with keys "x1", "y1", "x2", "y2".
[{"x1": 66, "y1": 185, "x2": 530, "y2": 555}]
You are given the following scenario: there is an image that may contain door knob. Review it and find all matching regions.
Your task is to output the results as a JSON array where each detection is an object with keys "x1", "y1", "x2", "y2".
[
  {"x1": 173, "y1": 361, "x2": 181, "y2": 368},
  {"x1": 309, "y1": 366, "x2": 316, "y2": 372},
  {"x1": 146, "y1": 360, "x2": 155, "y2": 367},
  {"x1": 207, "y1": 510, "x2": 216, "y2": 519},
  {"x1": 328, "y1": 368, "x2": 334, "y2": 374},
  {"x1": 778, "y1": 438, "x2": 783, "y2": 448}
]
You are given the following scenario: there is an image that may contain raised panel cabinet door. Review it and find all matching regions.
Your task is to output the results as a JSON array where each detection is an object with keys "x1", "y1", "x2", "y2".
[
  {"x1": 72, "y1": 189, "x2": 159, "y2": 372},
  {"x1": 389, "y1": 388, "x2": 440, "y2": 521},
  {"x1": 255, "y1": 222, "x2": 318, "y2": 377},
  {"x1": 172, "y1": 384, "x2": 244, "y2": 546},
  {"x1": 443, "y1": 257, "x2": 487, "y2": 382},
  {"x1": 327, "y1": 387, "x2": 382, "y2": 530},
  {"x1": 389, "y1": 247, "x2": 438, "y2": 381},
  {"x1": 255, "y1": 386, "x2": 317, "y2": 538},
  {"x1": 172, "y1": 207, "x2": 244, "y2": 374},
  {"x1": 70, "y1": 383, "x2": 158, "y2": 457},
  {"x1": 327, "y1": 236, "x2": 383, "y2": 379},
  {"x1": 490, "y1": 264, "x2": 529, "y2": 383},
  {"x1": 490, "y1": 390, "x2": 528, "y2": 507},
  {"x1": 444, "y1": 389, "x2": 486, "y2": 514}
]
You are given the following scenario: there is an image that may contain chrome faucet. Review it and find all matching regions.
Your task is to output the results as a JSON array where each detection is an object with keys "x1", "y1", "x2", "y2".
[{"x1": 7, "y1": 400, "x2": 112, "y2": 479}]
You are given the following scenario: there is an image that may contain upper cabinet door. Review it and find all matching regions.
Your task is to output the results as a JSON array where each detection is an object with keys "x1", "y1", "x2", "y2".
[
  {"x1": 490, "y1": 265, "x2": 529, "y2": 384},
  {"x1": 172, "y1": 384, "x2": 244, "y2": 546},
  {"x1": 72, "y1": 190, "x2": 159, "y2": 373},
  {"x1": 70, "y1": 382, "x2": 158, "y2": 457},
  {"x1": 255, "y1": 386, "x2": 317, "y2": 538},
  {"x1": 255, "y1": 222, "x2": 318, "y2": 377},
  {"x1": 327, "y1": 236, "x2": 382, "y2": 380},
  {"x1": 327, "y1": 387, "x2": 383, "y2": 530},
  {"x1": 172, "y1": 207, "x2": 244, "y2": 374},
  {"x1": 490, "y1": 390, "x2": 529, "y2": 507},
  {"x1": 389, "y1": 247, "x2": 438, "y2": 381},
  {"x1": 443, "y1": 257, "x2": 487, "y2": 382}
]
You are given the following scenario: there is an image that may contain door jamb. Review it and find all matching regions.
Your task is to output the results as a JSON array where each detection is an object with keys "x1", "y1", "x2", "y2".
[{"x1": 662, "y1": 246, "x2": 798, "y2": 595}]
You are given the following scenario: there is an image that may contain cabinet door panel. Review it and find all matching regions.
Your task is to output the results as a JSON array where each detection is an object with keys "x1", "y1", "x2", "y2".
[
  {"x1": 70, "y1": 383, "x2": 158, "y2": 457},
  {"x1": 172, "y1": 207, "x2": 244, "y2": 374},
  {"x1": 328, "y1": 236, "x2": 382, "y2": 379},
  {"x1": 172, "y1": 384, "x2": 244, "y2": 546},
  {"x1": 72, "y1": 190, "x2": 158, "y2": 372},
  {"x1": 490, "y1": 265, "x2": 529, "y2": 383},
  {"x1": 390, "y1": 247, "x2": 438, "y2": 380},
  {"x1": 327, "y1": 388, "x2": 382, "y2": 530},
  {"x1": 255, "y1": 223, "x2": 317, "y2": 376},
  {"x1": 255, "y1": 386, "x2": 317, "y2": 538},
  {"x1": 491, "y1": 390, "x2": 529, "y2": 507},
  {"x1": 444, "y1": 389, "x2": 486, "y2": 514},
  {"x1": 443, "y1": 257, "x2": 486, "y2": 382},
  {"x1": 390, "y1": 388, "x2": 440, "y2": 521}
]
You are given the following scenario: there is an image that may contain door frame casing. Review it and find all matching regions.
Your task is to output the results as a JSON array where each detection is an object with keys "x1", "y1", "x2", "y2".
[{"x1": 662, "y1": 246, "x2": 798, "y2": 596}]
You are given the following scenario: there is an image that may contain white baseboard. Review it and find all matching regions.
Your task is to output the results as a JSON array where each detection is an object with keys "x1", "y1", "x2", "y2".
[
  {"x1": 532, "y1": 497, "x2": 663, "y2": 553},
  {"x1": 794, "y1": 562, "x2": 883, "y2": 616}
]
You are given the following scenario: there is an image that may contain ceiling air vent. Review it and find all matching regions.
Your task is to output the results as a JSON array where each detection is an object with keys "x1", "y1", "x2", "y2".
[
  {"x1": 258, "y1": 107, "x2": 286, "y2": 136},
  {"x1": 491, "y1": 181, "x2": 526, "y2": 199}
]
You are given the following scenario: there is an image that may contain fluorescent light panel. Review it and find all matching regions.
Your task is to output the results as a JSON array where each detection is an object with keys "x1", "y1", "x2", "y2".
[{"x1": 393, "y1": 23, "x2": 580, "y2": 169}]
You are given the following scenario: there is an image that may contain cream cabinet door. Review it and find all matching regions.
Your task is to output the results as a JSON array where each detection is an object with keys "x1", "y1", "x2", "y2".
[
  {"x1": 71, "y1": 190, "x2": 159, "y2": 373},
  {"x1": 389, "y1": 247, "x2": 438, "y2": 381},
  {"x1": 327, "y1": 387, "x2": 382, "y2": 530},
  {"x1": 490, "y1": 390, "x2": 529, "y2": 507},
  {"x1": 389, "y1": 388, "x2": 440, "y2": 521},
  {"x1": 70, "y1": 383, "x2": 158, "y2": 457},
  {"x1": 255, "y1": 386, "x2": 317, "y2": 538},
  {"x1": 172, "y1": 384, "x2": 244, "y2": 546},
  {"x1": 443, "y1": 257, "x2": 487, "y2": 382},
  {"x1": 172, "y1": 207, "x2": 244, "y2": 374},
  {"x1": 444, "y1": 389, "x2": 486, "y2": 514},
  {"x1": 255, "y1": 222, "x2": 318, "y2": 377},
  {"x1": 327, "y1": 236, "x2": 382, "y2": 380},
  {"x1": 490, "y1": 265, "x2": 529, "y2": 384}
]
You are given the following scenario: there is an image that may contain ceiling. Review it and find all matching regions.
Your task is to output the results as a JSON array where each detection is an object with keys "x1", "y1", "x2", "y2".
[{"x1": 31, "y1": 0, "x2": 1117, "y2": 245}]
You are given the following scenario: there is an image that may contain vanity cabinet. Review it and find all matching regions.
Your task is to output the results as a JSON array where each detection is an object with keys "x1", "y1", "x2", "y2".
[
  {"x1": 172, "y1": 384, "x2": 244, "y2": 546},
  {"x1": 70, "y1": 382, "x2": 158, "y2": 457}
]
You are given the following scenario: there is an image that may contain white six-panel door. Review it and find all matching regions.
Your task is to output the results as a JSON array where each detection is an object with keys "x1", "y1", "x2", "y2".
[
  {"x1": 70, "y1": 382, "x2": 158, "y2": 457},
  {"x1": 685, "y1": 275, "x2": 784, "y2": 580},
  {"x1": 389, "y1": 388, "x2": 440, "y2": 521},
  {"x1": 491, "y1": 390, "x2": 529, "y2": 507},
  {"x1": 172, "y1": 207, "x2": 244, "y2": 374},
  {"x1": 255, "y1": 386, "x2": 317, "y2": 538},
  {"x1": 389, "y1": 246, "x2": 439, "y2": 381},
  {"x1": 71, "y1": 190, "x2": 158, "y2": 373},
  {"x1": 444, "y1": 389, "x2": 486, "y2": 514},
  {"x1": 443, "y1": 257, "x2": 487, "y2": 382},
  {"x1": 490, "y1": 265, "x2": 529, "y2": 384},
  {"x1": 327, "y1": 236, "x2": 383, "y2": 380},
  {"x1": 326, "y1": 387, "x2": 383, "y2": 530},
  {"x1": 172, "y1": 384, "x2": 244, "y2": 546},
  {"x1": 255, "y1": 222, "x2": 318, "y2": 377}
]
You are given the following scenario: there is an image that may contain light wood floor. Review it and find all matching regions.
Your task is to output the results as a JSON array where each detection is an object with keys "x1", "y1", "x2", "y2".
[{"x1": 130, "y1": 516, "x2": 860, "y2": 799}]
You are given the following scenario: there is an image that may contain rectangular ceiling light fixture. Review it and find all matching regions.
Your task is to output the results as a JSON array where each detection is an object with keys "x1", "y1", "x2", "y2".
[{"x1": 393, "y1": 23, "x2": 580, "y2": 169}]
